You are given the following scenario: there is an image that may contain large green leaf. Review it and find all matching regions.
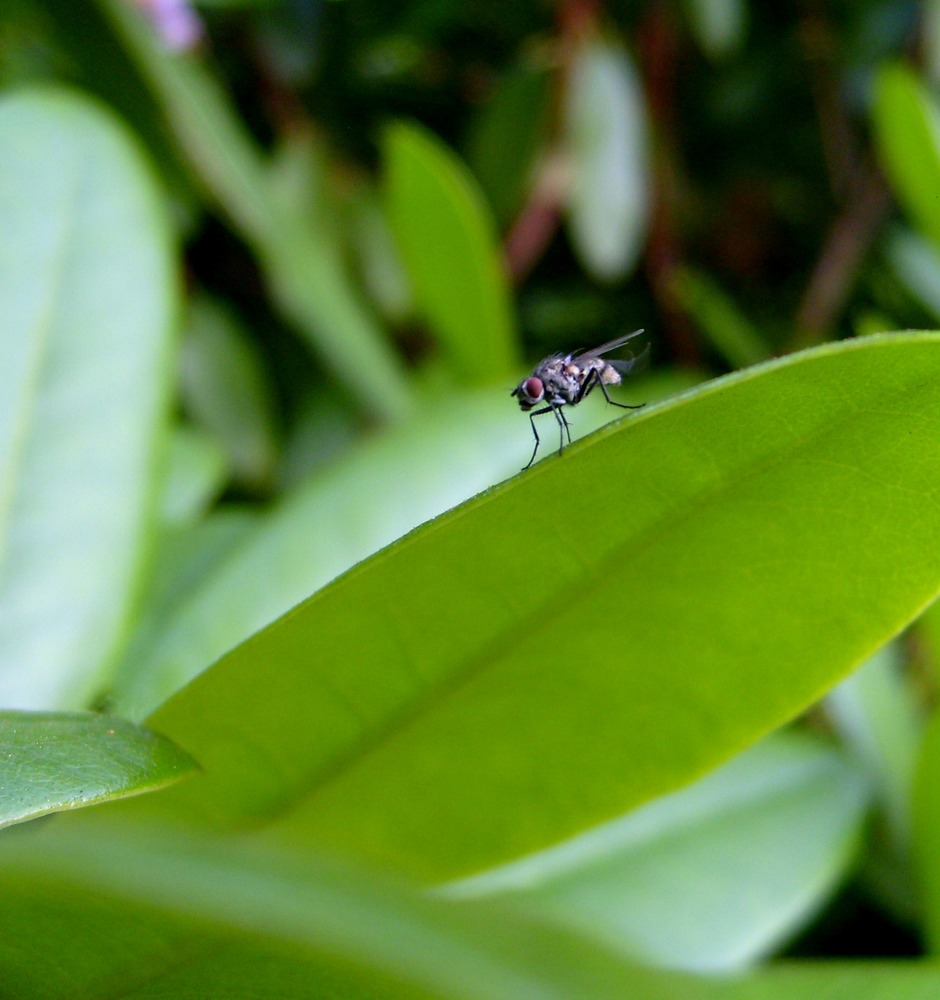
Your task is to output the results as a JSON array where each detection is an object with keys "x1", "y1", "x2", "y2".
[
  {"x1": 138, "y1": 334, "x2": 940, "y2": 878},
  {"x1": 140, "y1": 333, "x2": 940, "y2": 880},
  {"x1": 138, "y1": 334, "x2": 940, "y2": 877},
  {"x1": 0, "y1": 711, "x2": 196, "y2": 828},
  {"x1": 0, "y1": 88, "x2": 175, "y2": 710}
]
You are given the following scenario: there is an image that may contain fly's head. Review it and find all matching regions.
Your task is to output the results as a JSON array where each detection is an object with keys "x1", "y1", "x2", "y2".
[{"x1": 512, "y1": 375, "x2": 545, "y2": 411}]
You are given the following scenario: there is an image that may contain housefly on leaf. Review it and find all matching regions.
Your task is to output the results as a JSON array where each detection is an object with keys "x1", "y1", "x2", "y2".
[{"x1": 511, "y1": 329, "x2": 647, "y2": 470}]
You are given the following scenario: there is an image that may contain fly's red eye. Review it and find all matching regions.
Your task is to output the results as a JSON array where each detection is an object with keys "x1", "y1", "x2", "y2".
[{"x1": 524, "y1": 376, "x2": 544, "y2": 400}]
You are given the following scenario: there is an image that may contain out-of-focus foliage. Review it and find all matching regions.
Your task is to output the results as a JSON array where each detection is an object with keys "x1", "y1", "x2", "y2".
[{"x1": 4, "y1": 1, "x2": 940, "y2": 995}]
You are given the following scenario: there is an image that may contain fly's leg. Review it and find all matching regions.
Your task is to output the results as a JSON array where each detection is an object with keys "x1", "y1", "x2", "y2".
[
  {"x1": 522, "y1": 403, "x2": 569, "y2": 470},
  {"x1": 577, "y1": 368, "x2": 644, "y2": 410},
  {"x1": 556, "y1": 405, "x2": 571, "y2": 450},
  {"x1": 523, "y1": 407, "x2": 546, "y2": 470}
]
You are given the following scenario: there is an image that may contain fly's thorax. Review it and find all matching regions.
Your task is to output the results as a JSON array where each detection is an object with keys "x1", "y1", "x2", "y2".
[{"x1": 542, "y1": 369, "x2": 581, "y2": 403}]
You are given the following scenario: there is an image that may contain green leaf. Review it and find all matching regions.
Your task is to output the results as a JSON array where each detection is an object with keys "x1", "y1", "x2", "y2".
[
  {"x1": 827, "y1": 644, "x2": 921, "y2": 856},
  {"x1": 886, "y1": 226, "x2": 940, "y2": 323},
  {"x1": 347, "y1": 182, "x2": 413, "y2": 324},
  {"x1": 913, "y1": 706, "x2": 940, "y2": 949},
  {"x1": 158, "y1": 425, "x2": 229, "y2": 527},
  {"x1": 683, "y1": 0, "x2": 748, "y2": 58},
  {"x1": 111, "y1": 510, "x2": 258, "y2": 706},
  {"x1": 0, "y1": 711, "x2": 196, "y2": 828},
  {"x1": 827, "y1": 644, "x2": 922, "y2": 924},
  {"x1": 179, "y1": 296, "x2": 279, "y2": 493},
  {"x1": 384, "y1": 121, "x2": 518, "y2": 380},
  {"x1": 0, "y1": 87, "x2": 175, "y2": 710},
  {"x1": 445, "y1": 733, "x2": 868, "y2": 972},
  {"x1": 144, "y1": 333, "x2": 940, "y2": 880},
  {"x1": 0, "y1": 816, "x2": 697, "y2": 1000},
  {"x1": 670, "y1": 265, "x2": 771, "y2": 368},
  {"x1": 467, "y1": 63, "x2": 552, "y2": 226},
  {"x1": 872, "y1": 62, "x2": 940, "y2": 252},
  {"x1": 564, "y1": 38, "x2": 650, "y2": 282},
  {"x1": 3, "y1": 812, "x2": 940, "y2": 999}
]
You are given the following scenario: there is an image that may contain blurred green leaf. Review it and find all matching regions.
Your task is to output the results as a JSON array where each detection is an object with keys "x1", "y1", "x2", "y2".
[
  {"x1": 828, "y1": 645, "x2": 921, "y2": 855},
  {"x1": 29, "y1": 0, "x2": 196, "y2": 209},
  {"x1": 384, "y1": 121, "x2": 518, "y2": 380},
  {"x1": 926, "y1": 0, "x2": 940, "y2": 87},
  {"x1": 853, "y1": 310, "x2": 897, "y2": 339},
  {"x1": 0, "y1": 711, "x2": 196, "y2": 828},
  {"x1": 179, "y1": 296, "x2": 279, "y2": 493},
  {"x1": 564, "y1": 37, "x2": 649, "y2": 282},
  {"x1": 873, "y1": 62, "x2": 940, "y2": 253},
  {"x1": 347, "y1": 182, "x2": 414, "y2": 324},
  {"x1": 5, "y1": 814, "x2": 940, "y2": 1000},
  {"x1": 913, "y1": 710, "x2": 940, "y2": 950},
  {"x1": 0, "y1": 816, "x2": 698, "y2": 1000},
  {"x1": 467, "y1": 63, "x2": 552, "y2": 227},
  {"x1": 669, "y1": 265, "x2": 771, "y2": 368},
  {"x1": 142, "y1": 334, "x2": 940, "y2": 881},
  {"x1": 886, "y1": 227, "x2": 940, "y2": 323},
  {"x1": 446, "y1": 733, "x2": 868, "y2": 972},
  {"x1": 0, "y1": 87, "x2": 175, "y2": 710},
  {"x1": 722, "y1": 966, "x2": 940, "y2": 998},
  {"x1": 158, "y1": 425, "x2": 229, "y2": 527},
  {"x1": 112, "y1": 509, "x2": 258, "y2": 704},
  {"x1": 683, "y1": 0, "x2": 748, "y2": 58},
  {"x1": 827, "y1": 644, "x2": 922, "y2": 924},
  {"x1": 100, "y1": 0, "x2": 412, "y2": 423}
]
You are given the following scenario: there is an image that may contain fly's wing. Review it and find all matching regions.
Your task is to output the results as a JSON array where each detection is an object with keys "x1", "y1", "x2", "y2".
[
  {"x1": 605, "y1": 340, "x2": 651, "y2": 376},
  {"x1": 571, "y1": 328, "x2": 645, "y2": 365}
]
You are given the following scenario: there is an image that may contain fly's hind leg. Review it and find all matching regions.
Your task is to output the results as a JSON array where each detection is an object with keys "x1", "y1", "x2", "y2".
[
  {"x1": 555, "y1": 405, "x2": 571, "y2": 451},
  {"x1": 578, "y1": 369, "x2": 645, "y2": 410}
]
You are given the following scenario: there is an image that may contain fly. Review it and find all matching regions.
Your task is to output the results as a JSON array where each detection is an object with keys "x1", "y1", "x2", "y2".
[{"x1": 511, "y1": 329, "x2": 646, "y2": 470}]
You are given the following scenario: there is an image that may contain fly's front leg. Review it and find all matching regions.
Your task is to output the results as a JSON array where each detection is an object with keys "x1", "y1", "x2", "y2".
[
  {"x1": 523, "y1": 405, "x2": 551, "y2": 470},
  {"x1": 522, "y1": 403, "x2": 569, "y2": 470},
  {"x1": 522, "y1": 412, "x2": 541, "y2": 470}
]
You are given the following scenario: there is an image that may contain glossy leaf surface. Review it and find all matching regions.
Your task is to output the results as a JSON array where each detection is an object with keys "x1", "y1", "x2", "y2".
[{"x1": 144, "y1": 334, "x2": 940, "y2": 880}]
